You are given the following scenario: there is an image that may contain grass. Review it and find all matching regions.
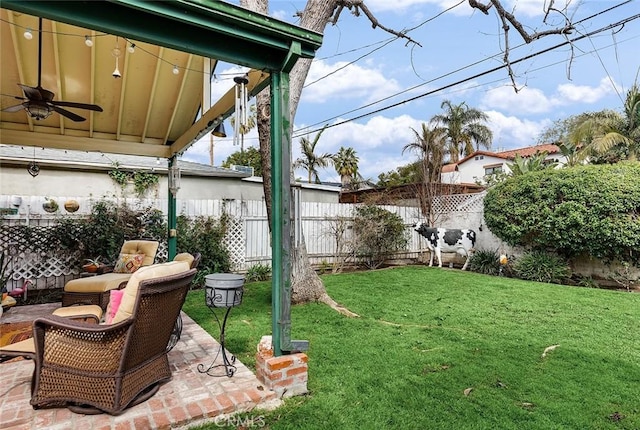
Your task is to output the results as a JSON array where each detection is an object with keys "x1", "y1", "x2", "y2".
[{"x1": 183, "y1": 266, "x2": 640, "y2": 429}]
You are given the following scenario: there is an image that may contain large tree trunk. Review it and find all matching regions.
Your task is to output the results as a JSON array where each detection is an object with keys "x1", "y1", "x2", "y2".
[{"x1": 242, "y1": 0, "x2": 357, "y2": 317}]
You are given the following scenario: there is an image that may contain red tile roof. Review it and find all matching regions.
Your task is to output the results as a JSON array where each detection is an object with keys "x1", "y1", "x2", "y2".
[
  {"x1": 497, "y1": 143, "x2": 560, "y2": 159},
  {"x1": 452, "y1": 144, "x2": 561, "y2": 167}
]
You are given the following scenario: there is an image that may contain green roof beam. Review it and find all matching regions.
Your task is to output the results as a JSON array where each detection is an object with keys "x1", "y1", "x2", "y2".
[{"x1": 0, "y1": 0, "x2": 322, "y2": 71}]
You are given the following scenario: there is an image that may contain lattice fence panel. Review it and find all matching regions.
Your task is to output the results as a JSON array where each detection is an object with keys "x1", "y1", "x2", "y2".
[
  {"x1": 223, "y1": 216, "x2": 245, "y2": 271},
  {"x1": 1, "y1": 225, "x2": 84, "y2": 291},
  {"x1": 433, "y1": 192, "x2": 485, "y2": 214}
]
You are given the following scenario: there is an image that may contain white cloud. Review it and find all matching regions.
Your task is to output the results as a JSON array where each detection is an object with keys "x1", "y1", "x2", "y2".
[
  {"x1": 481, "y1": 84, "x2": 553, "y2": 114},
  {"x1": 293, "y1": 114, "x2": 423, "y2": 180},
  {"x1": 485, "y1": 110, "x2": 551, "y2": 149},
  {"x1": 556, "y1": 77, "x2": 615, "y2": 104},
  {"x1": 302, "y1": 60, "x2": 402, "y2": 104},
  {"x1": 481, "y1": 77, "x2": 615, "y2": 114}
]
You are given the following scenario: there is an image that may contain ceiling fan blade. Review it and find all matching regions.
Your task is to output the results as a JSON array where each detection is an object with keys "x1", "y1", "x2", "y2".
[
  {"x1": 37, "y1": 86, "x2": 55, "y2": 102},
  {"x1": 50, "y1": 100, "x2": 103, "y2": 112},
  {"x1": 19, "y1": 84, "x2": 44, "y2": 101},
  {"x1": 1, "y1": 93, "x2": 27, "y2": 101},
  {"x1": 52, "y1": 106, "x2": 86, "y2": 122},
  {"x1": 2, "y1": 103, "x2": 26, "y2": 113}
]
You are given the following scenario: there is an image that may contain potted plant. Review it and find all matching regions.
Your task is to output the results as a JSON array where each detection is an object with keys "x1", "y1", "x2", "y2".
[{"x1": 82, "y1": 256, "x2": 103, "y2": 273}]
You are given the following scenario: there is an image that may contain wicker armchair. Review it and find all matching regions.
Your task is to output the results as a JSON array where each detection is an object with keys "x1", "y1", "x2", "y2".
[
  {"x1": 62, "y1": 240, "x2": 159, "y2": 309},
  {"x1": 29, "y1": 262, "x2": 196, "y2": 415}
]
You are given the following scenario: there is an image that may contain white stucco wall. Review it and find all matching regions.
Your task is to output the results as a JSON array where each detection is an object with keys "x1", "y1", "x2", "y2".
[
  {"x1": 0, "y1": 165, "x2": 339, "y2": 204},
  {"x1": 458, "y1": 154, "x2": 507, "y2": 184}
]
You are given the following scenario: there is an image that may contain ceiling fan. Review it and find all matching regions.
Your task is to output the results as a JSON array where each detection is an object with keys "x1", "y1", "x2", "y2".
[{"x1": 1, "y1": 17, "x2": 103, "y2": 122}]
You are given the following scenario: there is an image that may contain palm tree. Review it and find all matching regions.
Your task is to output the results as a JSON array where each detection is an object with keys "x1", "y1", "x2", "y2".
[
  {"x1": 293, "y1": 127, "x2": 332, "y2": 184},
  {"x1": 557, "y1": 141, "x2": 584, "y2": 167},
  {"x1": 507, "y1": 152, "x2": 557, "y2": 176},
  {"x1": 332, "y1": 146, "x2": 359, "y2": 188},
  {"x1": 572, "y1": 84, "x2": 640, "y2": 161},
  {"x1": 403, "y1": 122, "x2": 448, "y2": 183},
  {"x1": 431, "y1": 100, "x2": 493, "y2": 163}
]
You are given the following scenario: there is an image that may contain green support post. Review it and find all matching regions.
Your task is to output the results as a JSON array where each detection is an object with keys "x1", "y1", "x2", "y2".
[
  {"x1": 270, "y1": 71, "x2": 286, "y2": 357},
  {"x1": 270, "y1": 69, "x2": 309, "y2": 356},
  {"x1": 167, "y1": 156, "x2": 178, "y2": 260}
]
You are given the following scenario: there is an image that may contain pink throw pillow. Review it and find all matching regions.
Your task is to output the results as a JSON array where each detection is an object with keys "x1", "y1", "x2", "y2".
[{"x1": 105, "y1": 289, "x2": 125, "y2": 324}]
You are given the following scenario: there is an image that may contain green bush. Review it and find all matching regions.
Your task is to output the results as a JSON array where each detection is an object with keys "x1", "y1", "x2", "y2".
[
  {"x1": 176, "y1": 214, "x2": 230, "y2": 287},
  {"x1": 513, "y1": 250, "x2": 571, "y2": 284},
  {"x1": 245, "y1": 263, "x2": 271, "y2": 282},
  {"x1": 468, "y1": 249, "x2": 502, "y2": 276},
  {"x1": 352, "y1": 205, "x2": 408, "y2": 269},
  {"x1": 44, "y1": 200, "x2": 166, "y2": 264},
  {"x1": 484, "y1": 163, "x2": 640, "y2": 266}
]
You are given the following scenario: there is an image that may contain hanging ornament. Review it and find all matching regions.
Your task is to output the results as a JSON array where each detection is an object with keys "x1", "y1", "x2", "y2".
[
  {"x1": 233, "y1": 76, "x2": 249, "y2": 152},
  {"x1": 112, "y1": 37, "x2": 122, "y2": 78},
  {"x1": 27, "y1": 147, "x2": 39, "y2": 177},
  {"x1": 27, "y1": 161, "x2": 40, "y2": 177}
]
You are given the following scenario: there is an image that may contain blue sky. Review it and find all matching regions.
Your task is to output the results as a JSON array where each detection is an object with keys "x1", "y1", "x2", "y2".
[{"x1": 182, "y1": 0, "x2": 640, "y2": 183}]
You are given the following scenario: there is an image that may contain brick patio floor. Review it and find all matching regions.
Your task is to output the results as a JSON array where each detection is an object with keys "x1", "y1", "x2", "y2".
[{"x1": 0, "y1": 304, "x2": 280, "y2": 430}]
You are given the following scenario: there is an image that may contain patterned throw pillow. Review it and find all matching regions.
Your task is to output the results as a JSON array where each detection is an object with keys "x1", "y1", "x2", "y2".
[{"x1": 113, "y1": 253, "x2": 145, "y2": 274}]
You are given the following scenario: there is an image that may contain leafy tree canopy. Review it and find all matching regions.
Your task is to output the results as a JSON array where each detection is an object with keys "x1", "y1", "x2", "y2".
[
  {"x1": 484, "y1": 162, "x2": 640, "y2": 266},
  {"x1": 377, "y1": 161, "x2": 422, "y2": 187},
  {"x1": 221, "y1": 146, "x2": 263, "y2": 176}
]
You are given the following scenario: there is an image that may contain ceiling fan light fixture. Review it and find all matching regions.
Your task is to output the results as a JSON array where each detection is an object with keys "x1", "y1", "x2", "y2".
[
  {"x1": 84, "y1": 35, "x2": 93, "y2": 47},
  {"x1": 26, "y1": 104, "x2": 52, "y2": 120},
  {"x1": 23, "y1": 28, "x2": 33, "y2": 40}
]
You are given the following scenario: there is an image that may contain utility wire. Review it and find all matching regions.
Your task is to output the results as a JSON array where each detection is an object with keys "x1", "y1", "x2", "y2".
[
  {"x1": 304, "y1": 0, "x2": 466, "y2": 88},
  {"x1": 295, "y1": 1, "x2": 634, "y2": 135},
  {"x1": 293, "y1": 13, "x2": 640, "y2": 138}
]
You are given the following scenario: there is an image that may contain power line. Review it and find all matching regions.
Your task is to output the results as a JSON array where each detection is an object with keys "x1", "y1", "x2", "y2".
[
  {"x1": 303, "y1": 0, "x2": 466, "y2": 89},
  {"x1": 293, "y1": 12, "x2": 640, "y2": 138},
  {"x1": 295, "y1": 1, "x2": 635, "y2": 135}
]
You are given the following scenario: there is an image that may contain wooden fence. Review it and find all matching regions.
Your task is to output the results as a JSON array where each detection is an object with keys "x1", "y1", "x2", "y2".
[{"x1": 0, "y1": 193, "x2": 487, "y2": 291}]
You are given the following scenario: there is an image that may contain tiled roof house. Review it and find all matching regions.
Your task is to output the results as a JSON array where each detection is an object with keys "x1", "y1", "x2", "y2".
[{"x1": 441, "y1": 144, "x2": 564, "y2": 185}]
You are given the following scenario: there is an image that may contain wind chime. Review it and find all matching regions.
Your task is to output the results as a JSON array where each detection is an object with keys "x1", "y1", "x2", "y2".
[{"x1": 233, "y1": 76, "x2": 249, "y2": 152}]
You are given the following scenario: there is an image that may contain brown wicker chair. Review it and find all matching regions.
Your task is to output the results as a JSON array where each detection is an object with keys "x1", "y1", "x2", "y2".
[
  {"x1": 167, "y1": 252, "x2": 201, "y2": 351},
  {"x1": 62, "y1": 240, "x2": 159, "y2": 309},
  {"x1": 27, "y1": 262, "x2": 196, "y2": 415}
]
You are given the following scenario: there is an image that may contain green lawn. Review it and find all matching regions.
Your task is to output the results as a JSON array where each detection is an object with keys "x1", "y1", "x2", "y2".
[{"x1": 184, "y1": 266, "x2": 640, "y2": 429}]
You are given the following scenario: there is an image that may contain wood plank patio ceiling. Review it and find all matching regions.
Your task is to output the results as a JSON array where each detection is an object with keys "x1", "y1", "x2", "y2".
[{"x1": 0, "y1": 9, "x2": 213, "y2": 158}]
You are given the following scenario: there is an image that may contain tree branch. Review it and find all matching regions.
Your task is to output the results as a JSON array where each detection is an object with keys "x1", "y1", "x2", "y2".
[
  {"x1": 468, "y1": 0, "x2": 573, "y2": 42},
  {"x1": 332, "y1": 0, "x2": 422, "y2": 47},
  {"x1": 468, "y1": 0, "x2": 576, "y2": 90}
]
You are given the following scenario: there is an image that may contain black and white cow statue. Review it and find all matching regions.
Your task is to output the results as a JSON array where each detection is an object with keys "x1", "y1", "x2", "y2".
[{"x1": 414, "y1": 222, "x2": 477, "y2": 270}]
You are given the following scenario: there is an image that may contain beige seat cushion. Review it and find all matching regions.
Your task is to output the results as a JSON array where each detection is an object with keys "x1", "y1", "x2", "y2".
[
  {"x1": 64, "y1": 273, "x2": 132, "y2": 293},
  {"x1": 121, "y1": 240, "x2": 159, "y2": 267},
  {"x1": 0, "y1": 338, "x2": 35, "y2": 355},
  {"x1": 173, "y1": 252, "x2": 195, "y2": 267},
  {"x1": 52, "y1": 304, "x2": 103, "y2": 322},
  {"x1": 111, "y1": 261, "x2": 190, "y2": 324}
]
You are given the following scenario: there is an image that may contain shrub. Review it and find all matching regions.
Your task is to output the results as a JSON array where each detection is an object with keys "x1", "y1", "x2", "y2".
[
  {"x1": 484, "y1": 163, "x2": 640, "y2": 266},
  {"x1": 513, "y1": 250, "x2": 571, "y2": 284},
  {"x1": 245, "y1": 263, "x2": 271, "y2": 282},
  {"x1": 44, "y1": 200, "x2": 166, "y2": 264},
  {"x1": 176, "y1": 214, "x2": 230, "y2": 287},
  {"x1": 352, "y1": 205, "x2": 408, "y2": 269},
  {"x1": 468, "y1": 249, "x2": 502, "y2": 276}
]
